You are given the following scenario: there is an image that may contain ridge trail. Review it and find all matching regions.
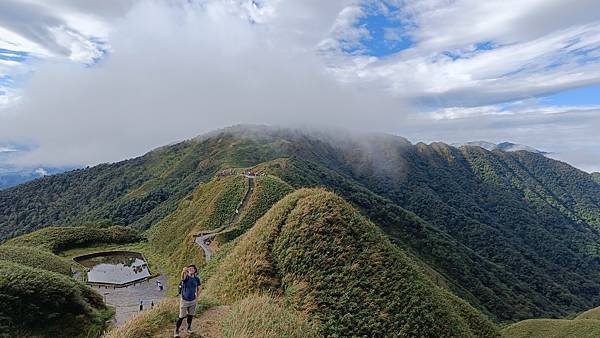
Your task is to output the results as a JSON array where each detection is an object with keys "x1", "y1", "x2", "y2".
[{"x1": 194, "y1": 174, "x2": 255, "y2": 262}]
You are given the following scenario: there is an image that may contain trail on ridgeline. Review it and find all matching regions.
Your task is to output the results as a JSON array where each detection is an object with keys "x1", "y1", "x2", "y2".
[
  {"x1": 152, "y1": 305, "x2": 231, "y2": 338},
  {"x1": 195, "y1": 175, "x2": 255, "y2": 262}
]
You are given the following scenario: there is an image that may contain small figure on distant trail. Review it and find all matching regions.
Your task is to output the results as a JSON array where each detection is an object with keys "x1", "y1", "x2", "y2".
[
  {"x1": 156, "y1": 280, "x2": 164, "y2": 291},
  {"x1": 151, "y1": 301, "x2": 154, "y2": 309},
  {"x1": 139, "y1": 299, "x2": 143, "y2": 312},
  {"x1": 174, "y1": 265, "x2": 201, "y2": 338}
]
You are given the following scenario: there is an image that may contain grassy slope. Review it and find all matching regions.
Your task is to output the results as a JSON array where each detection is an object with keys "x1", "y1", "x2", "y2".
[
  {"x1": 147, "y1": 175, "x2": 246, "y2": 289},
  {"x1": 0, "y1": 132, "x2": 291, "y2": 241},
  {"x1": 223, "y1": 294, "x2": 319, "y2": 338},
  {"x1": 217, "y1": 175, "x2": 294, "y2": 242},
  {"x1": 502, "y1": 318, "x2": 600, "y2": 338},
  {"x1": 0, "y1": 225, "x2": 141, "y2": 337},
  {"x1": 592, "y1": 172, "x2": 600, "y2": 184},
  {"x1": 576, "y1": 306, "x2": 600, "y2": 320},
  {"x1": 0, "y1": 260, "x2": 112, "y2": 338},
  {"x1": 0, "y1": 245, "x2": 72, "y2": 275},
  {"x1": 205, "y1": 188, "x2": 498, "y2": 337},
  {"x1": 265, "y1": 156, "x2": 542, "y2": 321},
  {"x1": 147, "y1": 175, "x2": 293, "y2": 290},
  {"x1": 4, "y1": 225, "x2": 140, "y2": 253}
]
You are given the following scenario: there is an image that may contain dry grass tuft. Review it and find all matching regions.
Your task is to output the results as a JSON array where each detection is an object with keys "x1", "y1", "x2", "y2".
[{"x1": 222, "y1": 294, "x2": 318, "y2": 338}]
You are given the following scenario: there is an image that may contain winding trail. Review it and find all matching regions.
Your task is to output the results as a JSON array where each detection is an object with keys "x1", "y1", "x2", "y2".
[{"x1": 195, "y1": 174, "x2": 255, "y2": 262}]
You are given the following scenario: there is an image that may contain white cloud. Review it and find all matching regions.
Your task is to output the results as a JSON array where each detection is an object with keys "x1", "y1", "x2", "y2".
[
  {"x1": 0, "y1": 0, "x2": 598, "y2": 173},
  {"x1": 0, "y1": 146, "x2": 17, "y2": 153}
]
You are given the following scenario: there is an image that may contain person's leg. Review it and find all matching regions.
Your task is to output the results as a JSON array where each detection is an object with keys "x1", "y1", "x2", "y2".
[
  {"x1": 175, "y1": 304, "x2": 186, "y2": 336},
  {"x1": 175, "y1": 317, "x2": 184, "y2": 331},
  {"x1": 185, "y1": 304, "x2": 196, "y2": 332}
]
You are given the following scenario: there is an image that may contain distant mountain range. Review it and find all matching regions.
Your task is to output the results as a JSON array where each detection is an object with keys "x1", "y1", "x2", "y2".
[
  {"x1": 452, "y1": 141, "x2": 549, "y2": 155},
  {"x1": 0, "y1": 167, "x2": 73, "y2": 190}
]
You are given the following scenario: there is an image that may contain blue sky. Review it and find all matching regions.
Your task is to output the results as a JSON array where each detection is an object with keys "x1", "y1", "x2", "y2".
[{"x1": 0, "y1": 0, "x2": 599, "y2": 172}]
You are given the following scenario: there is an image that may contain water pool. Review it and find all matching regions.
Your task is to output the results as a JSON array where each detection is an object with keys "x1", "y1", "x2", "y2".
[{"x1": 74, "y1": 251, "x2": 151, "y2": 285}]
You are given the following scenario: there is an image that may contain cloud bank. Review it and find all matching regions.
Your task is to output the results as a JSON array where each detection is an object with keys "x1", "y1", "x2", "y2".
[{"x1": 0, "y1": 0, "x2": 598, "y2": 172}]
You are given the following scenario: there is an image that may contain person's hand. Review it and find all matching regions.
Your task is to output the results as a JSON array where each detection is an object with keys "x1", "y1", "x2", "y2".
[{"x1": 182, "y1": 267, "x2": 189, "y2": 275}]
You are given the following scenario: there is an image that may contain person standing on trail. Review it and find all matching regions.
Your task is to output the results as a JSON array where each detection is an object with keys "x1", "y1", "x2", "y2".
[{"x1": 175, "y1": 265, "x2": 201, "y2": 337}]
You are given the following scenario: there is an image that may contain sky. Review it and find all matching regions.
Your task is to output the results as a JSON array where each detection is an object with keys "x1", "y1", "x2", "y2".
[{"x1": 0, "y1": 0, "x2": 599, "y2": 172}]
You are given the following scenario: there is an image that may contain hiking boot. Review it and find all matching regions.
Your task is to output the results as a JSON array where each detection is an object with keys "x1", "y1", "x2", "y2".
[
  {"x1": 174, "y1": 330, "x2": 180, "y2": 337},
  {"x1": 187, "y1": 327, "x2": 194, "y2": 334}
]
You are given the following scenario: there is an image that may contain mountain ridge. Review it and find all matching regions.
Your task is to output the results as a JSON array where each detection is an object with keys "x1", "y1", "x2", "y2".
[{"x1": 1, "y1": 125, "x2": 599, "y2": 325}]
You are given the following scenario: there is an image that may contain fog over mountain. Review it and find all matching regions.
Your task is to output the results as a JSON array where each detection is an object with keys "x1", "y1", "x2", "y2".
[{"x1": 0, "y1": 1, "x2": 598, "y2": 172}]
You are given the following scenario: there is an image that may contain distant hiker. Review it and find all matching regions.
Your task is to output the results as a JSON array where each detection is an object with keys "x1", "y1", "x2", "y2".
[
  {"x1": 151, "y1": 301, "x2": 154, "y2": 309},
  {"x1": 139, "y1": 300, "x2": 143, "y2": 312},
  {"x1": 156, "y1": 280, "x2": 163, "y2": 291},
  {"x1": 175, "y1": 265, "x2": 201, "y2": 337}
]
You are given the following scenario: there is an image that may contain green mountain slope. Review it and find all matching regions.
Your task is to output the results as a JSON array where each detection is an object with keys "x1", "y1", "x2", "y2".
[
  {"x1": 502, "y1": 319, "x2": 600, "y2": 338},
  {"x1": 0, "y1": 258, "x2": 111, "y2": 337},
  {"x1": 1, "y1": 125, "x2": 599, "y2": 324},
  {"x1": 593, "y1": 172, "x2": 600, "y2": 184},
  {"x1": 0, "y1": 131, "x2": 290, "y2": 239},
  {"x1": 205, "y1": 188, "x2": 497, "y2": 337}
]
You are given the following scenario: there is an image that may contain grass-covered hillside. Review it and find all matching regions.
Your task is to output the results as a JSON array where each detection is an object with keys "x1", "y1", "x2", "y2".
[
  {"x1": 0, "y1": 225, "x2": 142, "y2": 337},
  {"x1": 147, "y1": 174, "x2": 293, "y2": 289},
  {"x1": 0, "y1": 129, "x2": 292, "y2": 240},
  {"x1": 593, "y1": 172, "x2": 600, "y2": 184},
  {"x1": 0, "y1": 245, "x2": 72, "y2": 275},
  {"x1": 1, "y1": 125, "x2": 599, "y2": 333},
  {"x1": 5, "y1": 225, "x2": 140, "y2": 253},
  {"x1": 204, "y1": 188, "x2": 498, "y2": 337},
  {"x1": 502, "y1": 306, "x2": 600, "y2": 338}
]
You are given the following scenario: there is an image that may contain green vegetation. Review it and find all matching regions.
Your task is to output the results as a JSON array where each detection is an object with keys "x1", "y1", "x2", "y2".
[
  {"x1": 592, "y1": 172, "x2": 600, "y2": 184},
  {"x1": 5, "y1": 225, "x2": 140, "y2": 253},
  {"x1": 0, "y1": 130, "x2": 290, "y2": 241},
  {"x1": 262, "y1": 135, "x2": 600, "y2": 321},
  {"x1": 103, "y1": 298, "x2": 179, "y2": 338},
  {"x1": 147, "y1": 176, "x2": 246, "y2": 289},
  {"x1": 502, "y1": 318, "x2": 600, "y2": 338},
  {"x1": 0, "y1": 245, "x2": 72, "y2": 275},
  {"x1": 223, "y1": 294, "x2": 318, "y2": 338},
  {"x1": 103, "y1": 295, "x2": 219, "y2": 338},
  {"x1": 217, "y1": 175, "x2": 294, "y2": 242},
  {"x1": 206, "y1": 188, "x2": 498, "y2": 337},
  {"x1": 575, "y1": 306, "x2": 600, "y2": 320},
  {"x1": 2, "y1": 125, "x2": 600, "y2": 336},
  {"x1": 0, "y1": 260, "x2": 112, "y2": 337}
]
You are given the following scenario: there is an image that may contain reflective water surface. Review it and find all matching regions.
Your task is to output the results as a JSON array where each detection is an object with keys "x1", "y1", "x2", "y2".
[{"x1": 77, "y1": 252, "x2": 150, "y2": 284}]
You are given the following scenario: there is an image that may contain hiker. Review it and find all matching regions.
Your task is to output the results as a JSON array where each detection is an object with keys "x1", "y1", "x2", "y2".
[
  {"x1": 156, "y1": 280, "x2": 163, "y2": 291},
  {"x1": 139, "y1": 300, "x2": 143, "y2": 312},
  {"x1": 175, "y1": 265, "x2": 201, "y2": 337}
]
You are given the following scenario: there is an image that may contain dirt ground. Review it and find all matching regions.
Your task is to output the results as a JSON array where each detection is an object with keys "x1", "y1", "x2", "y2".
[{"x1": 153, "y1": 305, "x2": 231, "y2": 338}]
